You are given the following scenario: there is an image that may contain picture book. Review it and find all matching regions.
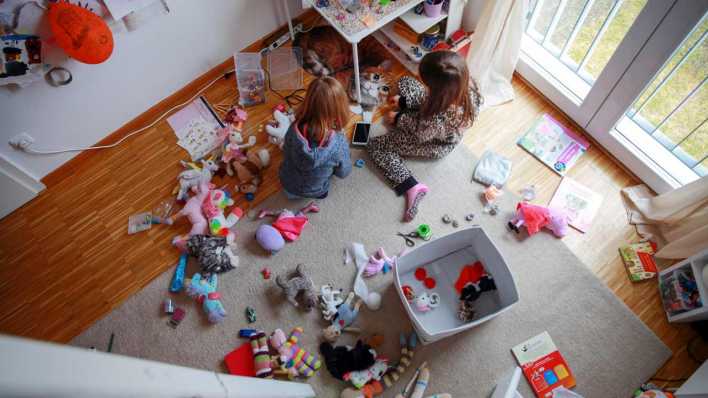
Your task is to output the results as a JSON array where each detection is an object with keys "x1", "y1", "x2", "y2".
[
  {"x1": 517, "y1": 114, "x2": 590, "y2": 175},
  {"x1": 548, "y1": 177, "x2": 602, "y2": 233},
  {"x1": 660, "y1": 267, "x2": 703, "y2": 316},
  {"x1": 619, "y1": 241, "x2": 658, "y2": 282},
  {"x1": 512, "y1": 331, "x2": 576, "y2": 398},
  {"x1": 167, "y1": 96, "x2": 224, "y2": 160}
]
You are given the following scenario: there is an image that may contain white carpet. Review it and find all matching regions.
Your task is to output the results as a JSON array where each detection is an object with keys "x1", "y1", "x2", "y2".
[{"x1": 72, "y1": 134, "x2": 671, "y2": 397}]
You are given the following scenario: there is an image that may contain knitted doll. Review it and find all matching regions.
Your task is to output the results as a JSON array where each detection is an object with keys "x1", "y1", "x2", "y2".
[
  {"x1": 269, "y1": 327, "x2": 321, "y2": 379},
  {"x1": 323, "y1": 292, "x2": 363, "y2": 342},
  {"x1": 185, "y1": 273, "x2": 226, "y2": 324},
  {"x1": 249, "y1": 330, "x2": 273, "y2": 378},
  {"x1": 320, "y1": 340, "x2": 376, "y2": 380}
]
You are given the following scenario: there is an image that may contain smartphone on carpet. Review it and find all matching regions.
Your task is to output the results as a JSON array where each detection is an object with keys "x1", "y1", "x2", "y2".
[{"x1": 352, "y1": 122, "x2": 371, "y2": 147}]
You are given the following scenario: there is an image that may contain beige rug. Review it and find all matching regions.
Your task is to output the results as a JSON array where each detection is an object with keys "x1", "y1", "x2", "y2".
[{"x1": 72, "y1": 138, "x2": 671, "y2": 397}]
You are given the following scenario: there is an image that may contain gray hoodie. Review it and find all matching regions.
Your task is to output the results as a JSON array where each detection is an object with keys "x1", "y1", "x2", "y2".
[{"x1": 278, "y1": 123, "x2": 352, "y2": 198}]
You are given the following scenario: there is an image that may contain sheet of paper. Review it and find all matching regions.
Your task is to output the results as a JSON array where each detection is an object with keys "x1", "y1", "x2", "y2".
[
  {"x1": 103, "y1": 0, "x2": 156, "y2": 20},
  {"x1": 167, "y1": 97, "x2": 224, "y2": 160}
]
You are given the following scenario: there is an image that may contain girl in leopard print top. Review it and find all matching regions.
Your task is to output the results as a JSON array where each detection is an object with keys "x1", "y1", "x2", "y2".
[{"x1": 367, "y1": 51, "x2": 482, "y2": 221}]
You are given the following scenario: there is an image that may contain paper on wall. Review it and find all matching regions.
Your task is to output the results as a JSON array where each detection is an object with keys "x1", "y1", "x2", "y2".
[{"x1": 102, "y1": 0, "x2": 156, "y2": 20}]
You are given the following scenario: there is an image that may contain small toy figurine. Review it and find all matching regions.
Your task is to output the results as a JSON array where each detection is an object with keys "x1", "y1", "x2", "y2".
[
  {"x1": 245, "y1": 306, "x2": 257, "y2": 323},
  {"x1": 508, "y1": 201, "x2": 570, "y2": 238},
  {"x1": 261, "y1": 267, "x2": 271, "y2": 279},
  {"x1": 276, "y1": 264, "x2": 317, "y2": 311},
  {"x1": 323, "y1": 292, "x2": 363, "y2": 342},
  {"x1": 412, "y1": 292, "x2": 440, "y2": 313},
  {"x1": 318, "y1": 284, "x2": 344, "y2": 321},
  {"x1": 482, "y1": 185, "x2": 502, "y2": 215},
  {"x1": 220, "y1": 126, "x2": 256, "y2": 176},
  {"x1": 168, "y1": 307, "x2": 186, "y2": 328},
  {"x1": 269, "y1": 327, "x2": 321, "y2": 379},
  {"x1": 185, "y1": 273, "x2": 226, "y2": 324},
  {"x1": 176, "y1": 158, "x2": 219, "y2": 201},
  {"x1": 169, "y1": 180, "x2": 211, "y2": 246}
]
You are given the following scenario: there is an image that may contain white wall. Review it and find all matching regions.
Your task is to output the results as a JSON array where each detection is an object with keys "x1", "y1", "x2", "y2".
[{"x1": 0, "y1": 0, "x2": 303, "y2": 181}]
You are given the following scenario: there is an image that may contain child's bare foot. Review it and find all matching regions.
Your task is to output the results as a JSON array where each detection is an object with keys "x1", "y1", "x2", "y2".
[{"x1": 404, "y1": 183, "x2": 429, "y2": 222}]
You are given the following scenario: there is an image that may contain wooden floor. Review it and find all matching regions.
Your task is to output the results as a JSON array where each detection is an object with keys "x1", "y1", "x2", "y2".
[{"x1": 0, "y1": 10, "x2": 703, "y2": 387}]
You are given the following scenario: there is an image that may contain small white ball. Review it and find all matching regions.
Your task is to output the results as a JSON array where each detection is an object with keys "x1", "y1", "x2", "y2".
[{"x1": 366, "y1": 292, "x2": 382, "y2": 311}]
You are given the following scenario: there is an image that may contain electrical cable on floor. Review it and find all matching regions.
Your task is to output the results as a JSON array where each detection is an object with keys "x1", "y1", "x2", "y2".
[
  {"x1": 20, "y1": 70, "x2": 235, "y2": 155},
  {"x1": 263, "y1": 67, "x2": 306, "y2": 108}
]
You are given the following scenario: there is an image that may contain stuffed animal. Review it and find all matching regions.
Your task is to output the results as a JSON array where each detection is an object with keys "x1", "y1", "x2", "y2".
[
  {"x1": 201, "y1": 187, "x2": 242, "y2": 245},
  {"x1": 233, "y1": 148, "x2": 270, "y2": 194},
  {"x1": 169, "y1": 180, "x2": 211, "y2": 246},
  {"x1": 319, "y1": 284, "x2": 344, "y2": 321},
  {"x1": 185, "y1": 273, "x2": 226, "y2": 324},
  {"x1": 455, "y1": 262, "x2": 497, "y2": 322},
  {"x1": 256, "y1": 224, "x2": 285, "y2": 254},
  {"x1": 220, "y1": 126, "x2": 256, "y2": 176},
  {"x1": 323, "y1": 292, "x2": 363, "y2": 342},
  {"x1": 508, "y1": 201, "x2": 570, "y2": 238},
  {"x1": 265, "y1": 108, "x2": 295, "y2": 147},
  {"x1": 186, "y1": 234, "x2": 239, "y2": 273},
  {"x1": 269, "y1": 327, "x2": 321, "y2": 379},
  {"x1": 340, "y1": 333, "x2": 418, "y2": 398},
  {"x1": 255, "y1": 202, "x2": 320, "y2": 254},
  {"x1": 276, "y1": 264, "x2": 317, "y2": 311},
  {"x1": 343, "y1": 357, "x2": 389, "y2": 389},
  {"x1": 363, "y1": 247, "x2": 394, "y2": 277},
  {"x1": 176, "y1": 158, "x2": 219, "y2": 201},
  {"x1": 348, "y1": 62, "x2": 391, "y2": 112},
  {"x1": 248, "y1": 330, "x2": 274, "y2": 378},
  {"x1": 320, "y1": 340, "x2": 376, "y2": 380}
]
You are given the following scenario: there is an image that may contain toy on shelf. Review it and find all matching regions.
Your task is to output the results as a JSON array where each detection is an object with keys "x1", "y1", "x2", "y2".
[
  {"x1": 269, "y1": 327, "x2": 322, "y2": 379},
  {"x1": 264, "y1": 107, "x2": 295, "y2": 147},
  {"x1": 508, "y1": 201, "x2": 570, "y2": 238},
  {"x1": 323, "y1": 292, "x2": 363, "y2": 342},
  {"x1": 176, "y1": 158, "x2": 219, "y2": 201},
  {"x1": 255, "y1": 202, "x2": 320, "y2": 253},
  {"x1": 169, "y1": 253, "x2": 189, "y2": 293},
  {"x1": 169, "y1": 180, "x2": 211, "y2": 246},
  {"x1": 202, "y1": 188, "x2": 243, "y2": 245},
  {"x1": 319, "y1": 284, "x2": 345, "y2": 321},
  {"x1": 185, "y1": 234, "x2": 239, "y2": 273},
  {"x1": 276, "y1": 263, "x2": 317, "y2": 311},
  {"x1": 185, "y1": 273, "x2": 226, "y2": 324},
  {"x1": 364, "y1": 247, "x2": 395, "y2": 277},
  {"x1": 220, "y1": 126, "x2": 256, "y2": 176},
  {"x1": 320, "y1": 339, "x2": 376, "y2": 381},
  {"x1": 233, "y1": 148, "x2": 270, "y2": 194},
  {"x1": 340, "y1": 333, "x2": 418, "y2": 398}
]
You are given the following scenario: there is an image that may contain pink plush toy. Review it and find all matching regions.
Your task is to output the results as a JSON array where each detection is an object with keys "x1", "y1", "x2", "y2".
[
  {"x1": 508, "y1": 202, "x2": 570, "y2": 238},
  {"x1": 201, "y1": 188, "x2": 243, "y2": 245},
  {"x1": 170, "y1": 180, "x2": 212, "y2": 247}
]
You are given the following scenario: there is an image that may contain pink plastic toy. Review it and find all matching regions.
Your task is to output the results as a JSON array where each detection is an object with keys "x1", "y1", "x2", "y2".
[{"x1": 508, "y1": 202, "x2": 570, "y2": 238}]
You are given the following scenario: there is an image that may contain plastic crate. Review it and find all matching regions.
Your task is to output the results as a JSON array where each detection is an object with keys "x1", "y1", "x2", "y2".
[
  {"x1": 267, "y1": 47, "x2": 303, "y2": 92},
  {"x1": 394, "y1": 227, "x2": 519, "y2": 344},
  {"x1": 234, "y1": 52, "x2": 266, "y2": 107}
]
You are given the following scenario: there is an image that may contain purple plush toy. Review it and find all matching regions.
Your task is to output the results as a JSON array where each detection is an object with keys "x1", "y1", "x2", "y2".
[{"x1": 256, "y1": 224, "x2": 285, "y2": 254}]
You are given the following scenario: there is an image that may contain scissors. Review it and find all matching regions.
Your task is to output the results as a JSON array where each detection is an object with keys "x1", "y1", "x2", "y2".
[{"x1": 397, "y1": 231, "x2": 419, "y2": 247}]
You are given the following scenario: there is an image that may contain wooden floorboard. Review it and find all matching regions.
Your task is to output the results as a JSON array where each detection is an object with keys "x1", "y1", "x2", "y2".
[{"x1": 0, "y1": 9, "x2": 702, "y2": 387}]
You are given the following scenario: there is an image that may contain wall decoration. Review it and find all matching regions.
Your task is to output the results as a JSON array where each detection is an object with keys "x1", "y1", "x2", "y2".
[{"x1": 0, "y1": 34, "x2": 45, "y2": 87}]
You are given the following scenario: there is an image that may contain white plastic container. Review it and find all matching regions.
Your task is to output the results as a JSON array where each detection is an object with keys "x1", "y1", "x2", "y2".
[{"x1": 394, "y1": 227, "x2": 519, "y2": 344}]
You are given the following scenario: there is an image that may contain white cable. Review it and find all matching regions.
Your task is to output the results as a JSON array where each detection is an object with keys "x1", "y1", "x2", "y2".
[{"x1": 23, "y1": 70, "x2": 235, "y2": 155}]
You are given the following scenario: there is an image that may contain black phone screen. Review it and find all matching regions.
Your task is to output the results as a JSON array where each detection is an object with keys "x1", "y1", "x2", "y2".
[{"x1": 352, "y1": 123, "x2": 371, "y2": 146}]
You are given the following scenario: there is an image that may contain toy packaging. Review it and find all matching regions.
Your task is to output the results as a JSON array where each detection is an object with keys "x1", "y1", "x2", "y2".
[
  {"x1": 619, "y1": 241, "x2": 658, "y2": 282},
  {"x1": 128, "y1": 212, "x2": 152, "y2": 234},
  {"x1": 511, "y1": 331, "x2": 576, "y2": 398},
  {"x1": 517, "y1": 114, "x2": 590, "y2": 175}
]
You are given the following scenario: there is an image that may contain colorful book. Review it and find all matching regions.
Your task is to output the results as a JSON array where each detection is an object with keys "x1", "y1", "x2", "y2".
[
  {"x1": 548, "y1": 177, "x2": 603, "y2": 233},
  {"x1": 517, "y1": 114, "x2": 590, "y2": 175},
  {"x1": 167, "y1": 96, "x2": 224, "y2": 160},
  {"x1": 619, "y1": 241, "x2": 658, "y2": 282},
  {"x1": 512, "y1": 331, "x2": 576, "y2": 398}
]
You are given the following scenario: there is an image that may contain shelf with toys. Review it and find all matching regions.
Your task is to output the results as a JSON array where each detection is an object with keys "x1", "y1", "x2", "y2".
[{"x1": 658, "y1": 248, "x2": 708, "y2": 323}]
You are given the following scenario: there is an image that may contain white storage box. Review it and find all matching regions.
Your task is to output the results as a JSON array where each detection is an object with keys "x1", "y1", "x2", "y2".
[
  {"x1": 394, "y1": 227, "x2": 519, "y2": 344},
  {"x1": 659, "y1": 248, "x2": 708, "y2": 323}
]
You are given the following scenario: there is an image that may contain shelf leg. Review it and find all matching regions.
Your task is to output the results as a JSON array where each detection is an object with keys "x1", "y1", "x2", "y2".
[
  {"x1": 284, "y1": 0, "x2": 294, "y2": 41},
  {"x1": 353, "y1": 41, "x2": 361, "y2": 104}
]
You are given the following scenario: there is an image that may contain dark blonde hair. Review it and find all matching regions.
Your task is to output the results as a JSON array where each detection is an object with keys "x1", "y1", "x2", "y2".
[
  {"x1": 419, "y1": 51, "x2": 480, "y2": 128},
  {"x1": 296, "y1": 76, "x2": 350, "y2": 144}
]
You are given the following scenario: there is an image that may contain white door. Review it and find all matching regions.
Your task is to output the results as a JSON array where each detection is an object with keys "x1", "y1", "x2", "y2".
[{"x1": 517, "y1": 0, "x2": 708, "y2": 193}]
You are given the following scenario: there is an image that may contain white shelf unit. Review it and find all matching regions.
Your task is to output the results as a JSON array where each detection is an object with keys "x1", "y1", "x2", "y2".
[
  {"x1": 658, "y1": 248, "x2": 708, "y2": 323},
  {"x1": 399, "y1": 7, "x2": 448, "y2": 34},
  {"x1": 375, "y1": 23, "x2": 429, "y2": 73}
]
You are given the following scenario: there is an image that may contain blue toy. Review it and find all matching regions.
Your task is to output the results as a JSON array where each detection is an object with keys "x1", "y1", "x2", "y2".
[
  {"x1": 185, "y1": 273, "x2": 226, "y2": 324},
  {"x1": 239, "y1": 328, "x2": 258, "y2": 338},
  {"x1": 169, "y1": 253, "x2": 188, "y2": 292},
  {"x1": 245, "y1": 192, "x2": 255, "y2": 201},
  {"x1": 354, "y1": 159, "x2": 365, "y2": 168}
]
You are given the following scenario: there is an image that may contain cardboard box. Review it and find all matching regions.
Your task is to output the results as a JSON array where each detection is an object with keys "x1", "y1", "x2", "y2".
[{"x1": 394, "y1": 227, "x2": 519, "y2": 344}]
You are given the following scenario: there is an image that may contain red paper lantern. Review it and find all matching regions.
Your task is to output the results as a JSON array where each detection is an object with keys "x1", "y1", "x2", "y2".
[{"x1": 48, "y1": 1, "x2": 113, "y2": 64}]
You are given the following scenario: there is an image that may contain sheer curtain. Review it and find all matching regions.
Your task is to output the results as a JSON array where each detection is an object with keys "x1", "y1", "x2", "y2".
[
  {"x1": 465, "y1": 0, "x2": 527, "y2": 107},
  {"x1": 621, "y1": 176, "x2": 708, "y2": 260}
]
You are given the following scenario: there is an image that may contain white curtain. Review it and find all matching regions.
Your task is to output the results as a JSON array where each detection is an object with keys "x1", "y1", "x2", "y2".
[
  {"x1": 466, "y1": 0, "x2": 526, "y2": 107},
  {"x1": 621, "y1": 176, "x2": 708, "y2": 260}
]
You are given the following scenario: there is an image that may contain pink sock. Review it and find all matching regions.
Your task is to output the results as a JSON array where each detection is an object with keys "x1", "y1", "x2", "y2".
[{"x1": 404, "y1": 183, "x2": 429, "y2": 222}]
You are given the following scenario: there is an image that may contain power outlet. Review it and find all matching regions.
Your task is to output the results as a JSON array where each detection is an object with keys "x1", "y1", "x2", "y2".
[{"x1": 9, "y1": 133, "x2": 34, "y2": 151}]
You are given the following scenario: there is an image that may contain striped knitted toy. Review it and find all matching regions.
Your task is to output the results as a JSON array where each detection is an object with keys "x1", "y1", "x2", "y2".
[
  {"x1": 340, "y1": 332, "x2": 417, "y2": 398},
  {"x1": 249, "y1": 330, "x2": 273, "y2": 378},
  {"x1": 270, "y1": 327, "x2": 321, "y2": 379}
]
